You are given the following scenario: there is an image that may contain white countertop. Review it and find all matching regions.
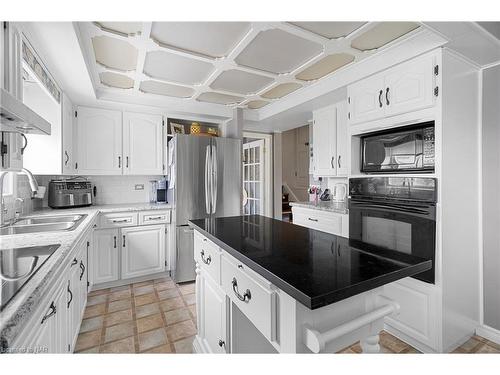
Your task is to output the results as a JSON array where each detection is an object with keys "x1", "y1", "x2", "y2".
[
  {"x1": 0, "y1": 202, "x2": 172, "y2": 349},
  {"x1": 290, "y1": 201, "x2": 348, "y2": 214}
]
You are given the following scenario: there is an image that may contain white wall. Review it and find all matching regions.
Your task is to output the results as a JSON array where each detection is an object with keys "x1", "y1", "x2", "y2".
[
  {"x1": 22, "y1": 80, "x2": 62, "y2": 174},
  {"x1": 482, "y1": 64, "x2": 500, "y2": 331}
]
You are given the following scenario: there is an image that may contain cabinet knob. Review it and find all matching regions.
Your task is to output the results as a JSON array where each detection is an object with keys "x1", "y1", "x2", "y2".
[{"x1": 218, "y1": 339, "x2": 225, "y2": 348}]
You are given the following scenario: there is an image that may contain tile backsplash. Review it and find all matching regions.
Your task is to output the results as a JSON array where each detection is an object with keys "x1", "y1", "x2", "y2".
[{"x1": 4, "y1": 175, "x2": 165, "y2": 219}]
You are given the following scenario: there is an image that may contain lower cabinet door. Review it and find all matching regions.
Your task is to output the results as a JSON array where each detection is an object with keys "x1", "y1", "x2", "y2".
[
  {"x1": 93, "y1": 229, "x2": 120, "y2": 284},
  {"x1": 30, "y1": 285, "x2": 67, "y2": 353},
  {"x1": 121, "y1": 225, "x2": 165, "y2": 279},
  {"x1": 67, "y1": 260, "x2": 82, "y2": 352},
  {"x1": 200, "y1": 273, "x2": 227, "y2": 353}
]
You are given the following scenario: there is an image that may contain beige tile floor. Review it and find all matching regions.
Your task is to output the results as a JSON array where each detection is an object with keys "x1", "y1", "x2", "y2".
[{"x1": 76, "y1": 276, "x2": 500, "y2": 354}]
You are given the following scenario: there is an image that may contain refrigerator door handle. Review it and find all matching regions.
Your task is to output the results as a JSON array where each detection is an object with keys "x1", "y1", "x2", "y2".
[
  {"x1": 204, "y1": 145, "x2": 211, "y2": 214},
  {"x1": 211, "y1": 144, "x2": 218, "y2": 214}
]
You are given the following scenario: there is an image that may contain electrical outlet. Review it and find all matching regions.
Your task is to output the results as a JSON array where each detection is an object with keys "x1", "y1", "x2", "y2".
[{"x1": 134, "y1": 184, "x2": 144, "y2": 190}]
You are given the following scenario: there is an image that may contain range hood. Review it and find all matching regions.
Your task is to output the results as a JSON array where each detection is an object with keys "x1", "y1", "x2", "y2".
[{"x1": 0, "y1": 88, "x2": 51, "y2": 135}]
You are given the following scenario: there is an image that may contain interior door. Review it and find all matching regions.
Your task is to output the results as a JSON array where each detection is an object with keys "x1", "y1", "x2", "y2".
[
  {"x1": 76, "y1": 107, "x2": 122, "y2": 175},
  {"x1": 242, "y1": 140, "x2": 263, "y2": 215},
  {"x1": 121, "y1": 225, "x2": 165, "y2": 279},
  {"x1": 175, "y1": 134, "x2": 212, "y2": 226},
  {"x1": 213, "y1": 137, "x2": 242, "y2": 218},
  {"x1": 123, "y1": 112, "x2": 163, "y2": 175},
  {"x1": 295, "y1": 126, "x2": 310, "y2": 189}
]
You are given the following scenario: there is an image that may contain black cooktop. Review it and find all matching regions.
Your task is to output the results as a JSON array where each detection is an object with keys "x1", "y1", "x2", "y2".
[
  {"x1": 189, "y1": 215, "x2": 432, "y2": 310},
  {"x1": 0, "y1": 245, "x2": 60, "y2": 310}
]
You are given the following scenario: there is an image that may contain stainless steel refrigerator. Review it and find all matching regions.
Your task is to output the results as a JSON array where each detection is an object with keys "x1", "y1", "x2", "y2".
[{"x1": 171, "y1": 134, "x2": 241, "y2": 282}]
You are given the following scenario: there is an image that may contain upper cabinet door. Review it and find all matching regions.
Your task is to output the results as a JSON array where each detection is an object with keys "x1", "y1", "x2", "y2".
[
  {"x1": 336, "y1": 101, "x2": 349, "y2": 176},
  {"x1": 76, "y1": 107, "x2": 122, "y2": 175},
  {"x1": 384, "y1": 54, "x2": 436, "y2": 117},
  {"x1": 313, "y1": 105, "x2": 337, "y2": 177},
  {"x1": 348, "y1": 74, "x2": 385, "y2": 125},
  {"x1": 123, "y1": 112, "x2": 163, "y2": 175},
  {"x1": 61, "y1": 93, "x2": 74, "y2": 175}
]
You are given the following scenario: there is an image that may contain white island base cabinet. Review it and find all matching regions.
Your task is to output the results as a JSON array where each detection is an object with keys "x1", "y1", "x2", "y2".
[{"x1": 192, "y1": 231, "x2": 400, "y2": 354}]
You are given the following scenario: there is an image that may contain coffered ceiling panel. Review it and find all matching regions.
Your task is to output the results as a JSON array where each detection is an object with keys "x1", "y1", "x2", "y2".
[
  {"x1": 247, "y1": 100, "x2": 269, "y2": 109},
  {"x1": 94, "y1": 22, "x2": 143, "y2": 37},
  {"x1": 100, "y1": 72, "x2": 134, "y2": 89},
  {"x1": 261, "y1": 83, "x2": 302, "y2": 99},
  {"x1": 143, "y1": 51, "x2": 214, "y2": 85},
  {"x1": 235, "y1": 29, "x2": 323, "y2": 74},
  {"x1": 140, "y1": 80, "x2": 194, "y2": 98},
  {"x1": 351, "y1": 22, "x2": 420, "y2": 51},
  {"x1": 296, "y1": 53, "x2": 355, "y2": 81},
  {"x1": 77, "y1": 21, "x2": 424, "y2": 111},
  {"x1": 210, "y1": 69, "x2": 274, "y2": 95},
  {"x1": 92, "y1": 35, "x2": 138, "y2": 71},
  {"x1": 290, "y1": 22, "x2": 366, "y2": 39},
  {"x1": 197, "y1": 92, "x2": 244, "y2": 105},
  {"x1": 150, "y1": 22, "x2": 251, "y2": 58}
]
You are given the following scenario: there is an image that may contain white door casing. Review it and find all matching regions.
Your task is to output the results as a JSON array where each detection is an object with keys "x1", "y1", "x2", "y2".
[{"x1": 243, "y1": 139, "x2": 265, "y2": 215}]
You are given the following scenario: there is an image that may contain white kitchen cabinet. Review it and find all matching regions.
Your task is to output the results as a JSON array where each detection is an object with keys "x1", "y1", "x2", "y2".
[
  {"x1": 61, "y1": 93, "x2": 74, "y2": 175},
  {"x1": 75, "y1": 106, "x2": 123, "y2": 175},
  {"x1": 348, "y1": 74, "x2": 385, "y2": 125},
  {"x1": 312, "y1": 105, "x2": 337, "y2": 177},
  {"x1": 29, "y1": 282, "x2": 67, "y2": 353},
  {"x1": 336, "y1": 101, "x2": 349, "y2": 176},
  {"x1": 312, "y1": 102, "x2": 348, "y2": 177},
  {"x1": 92, "y1": 229, "x2": 120, "y2": 284},
  {"x1": 348, "y1": 53, "x2": 437, "y2": 125},
  {"x1": 123, "y1": 112, "x2": 164, "y2": 175},
  {"x1": 1, "y1": 22, "x2": 22, "y2": 99},
  {"x1": 121, "y1": 224, "x2": 165, "y2": 279},
  {"x1": 198, "y1": 273, "x2": 227, "y2": 353}
]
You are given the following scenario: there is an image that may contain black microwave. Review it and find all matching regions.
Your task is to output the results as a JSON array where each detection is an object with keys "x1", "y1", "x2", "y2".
[{"x1": 361, "y1": 122, "x2": 435, "y2": 173}]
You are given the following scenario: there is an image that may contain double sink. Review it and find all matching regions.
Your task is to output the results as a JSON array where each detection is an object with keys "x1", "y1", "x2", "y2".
[{"x1": 0, "y1": 214, "x2": 87, "y2": 235}]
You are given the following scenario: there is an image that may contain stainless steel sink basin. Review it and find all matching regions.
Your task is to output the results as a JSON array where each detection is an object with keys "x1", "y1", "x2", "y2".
[
  {"x1": 14, "y1": 215, "x2": 83, "y2": 225},
  {"x1": 0, "y1": 214, "x2": 87, "y2": 235}
]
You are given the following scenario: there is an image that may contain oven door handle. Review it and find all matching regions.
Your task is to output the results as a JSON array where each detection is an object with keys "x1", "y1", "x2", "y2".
[{"x1": 350, "y1": 201, "x2": 435, "y2": 219}]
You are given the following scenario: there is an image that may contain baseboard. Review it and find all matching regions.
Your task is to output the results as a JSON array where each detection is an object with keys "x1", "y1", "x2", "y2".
[
  {"x1": 383, "y1": 324, "x2": 437, "y2": 353},
  {"x1": 90, "y1": 271, "x2": 171, "y2": 291},
  {"x1": 476, "y1": 324, "x2": 500, "y2": 345}
]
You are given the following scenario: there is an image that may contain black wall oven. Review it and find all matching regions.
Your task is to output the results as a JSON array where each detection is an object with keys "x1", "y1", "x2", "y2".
[
  {"x1": 361, "y1": 122, "x2": 435, "y2": 173},
  {"x1": 349, "y1": 177, "x2": 437, "y2": 283}
]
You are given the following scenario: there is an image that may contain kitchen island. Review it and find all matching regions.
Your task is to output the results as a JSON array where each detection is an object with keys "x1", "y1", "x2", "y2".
[{"x1": 189, "y1": 215, "x2": 432, "y2": 353}]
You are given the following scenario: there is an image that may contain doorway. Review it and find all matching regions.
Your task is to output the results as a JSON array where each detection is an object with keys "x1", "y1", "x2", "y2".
[
  {"x1": 281, "y1": 124, "x2": 310, "y2": 221},
  {"x1": 242, "y1": 132, "x2": 273, "y2": 217}
]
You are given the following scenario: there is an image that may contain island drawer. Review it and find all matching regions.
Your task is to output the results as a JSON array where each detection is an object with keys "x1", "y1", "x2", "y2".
[
  {"x1": 194, "y1": 231, "x2": 221, "y2": 284},
  {"x1": 292, "y1": 207, "x2": 346, "y2": 237},
  {"x1": 221, "y1": 254, "x2": 277, "y2": 342},
  {"x1": 99, "y1": 212, "x2": 138, "y2": 228},
  {"x1": 139, "y1": 210, "x2": 171, "y2": 225}
]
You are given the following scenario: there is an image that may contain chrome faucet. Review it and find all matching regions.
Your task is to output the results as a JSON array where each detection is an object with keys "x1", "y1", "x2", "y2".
[{"x1": 0, "y1": 168, "x2": 38, "y2": 226}]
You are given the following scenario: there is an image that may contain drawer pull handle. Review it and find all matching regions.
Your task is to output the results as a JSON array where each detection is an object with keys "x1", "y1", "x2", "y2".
[
  {"x1": 308, "y1": 218, "x2": 318, "y2": 222},
  {"x1": 232, "y1": 277, "x2": 251, "y2": 303},
  {"x1": 79, "y1": 261, "x2": 85, "y2": 281},
  {"x1": 112, "y1": 219, "x2": 129, "y2": 223},
  {"x1": 67, "y1": 281, "x2": 73, "y2": 309},
  {"x1": 200, "y1": 250, "x2": 211, "y2": 265},
  {"x1": 147, "y1": 216, "x2": 163, "y2": 221},
  {"x1": 71, "y1": 257, "x2": 78, "y2": 267},
  {"x1": 41, "y1": 302, "x2": 57, "y2": 324}
]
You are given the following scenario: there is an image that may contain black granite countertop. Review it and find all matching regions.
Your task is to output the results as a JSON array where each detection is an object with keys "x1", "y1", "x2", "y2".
[{"x1": 189, "y1": 215, "x2": 432, "y2": 310}]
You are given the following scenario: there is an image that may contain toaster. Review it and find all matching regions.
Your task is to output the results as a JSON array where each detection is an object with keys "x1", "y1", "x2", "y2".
[{"x1": 48, "y1": 179, "x2": 93, "y2": 208}]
